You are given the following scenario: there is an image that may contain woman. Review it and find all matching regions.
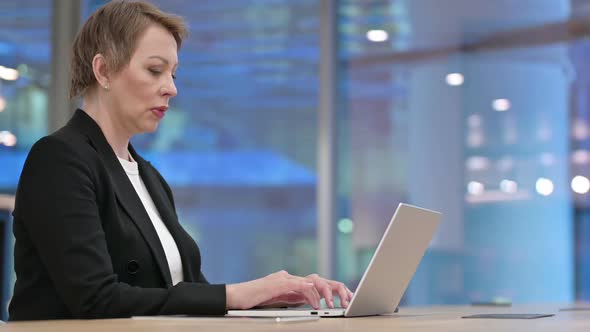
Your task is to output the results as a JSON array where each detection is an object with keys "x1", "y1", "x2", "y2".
[{"x1": 9, "y1": 0, "x2": 352, "y2": 321}]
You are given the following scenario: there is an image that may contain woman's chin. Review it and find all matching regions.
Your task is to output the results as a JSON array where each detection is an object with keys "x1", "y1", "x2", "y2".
[{"x1": 139, "y1": 122, "x2": 159, "y2": 134}]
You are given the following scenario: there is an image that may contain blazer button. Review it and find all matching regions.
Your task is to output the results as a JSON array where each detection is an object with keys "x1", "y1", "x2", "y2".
[{"x1": 127, "y1": 260, "x2": 140, "y2": 274}]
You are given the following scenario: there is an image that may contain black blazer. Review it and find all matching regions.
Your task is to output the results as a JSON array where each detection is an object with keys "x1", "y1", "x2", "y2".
[{"x1": 9, "y1": 109, "x2": 226, "y2": 321}]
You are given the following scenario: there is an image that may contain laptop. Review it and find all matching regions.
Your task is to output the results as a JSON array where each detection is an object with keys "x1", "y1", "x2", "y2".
[{"x1": 226, "y1": 203, "x2": 441, "y2": 318}]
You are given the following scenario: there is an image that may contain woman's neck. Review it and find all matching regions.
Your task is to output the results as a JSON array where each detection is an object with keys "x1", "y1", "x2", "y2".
[{"x1": 81, "y1": 96, "x2": 131, "y2": 161}]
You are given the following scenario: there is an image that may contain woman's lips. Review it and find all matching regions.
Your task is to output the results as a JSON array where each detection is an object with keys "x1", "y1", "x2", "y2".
[{"x1": 151, "y1": 107, "x2": 167, "y2": 119}]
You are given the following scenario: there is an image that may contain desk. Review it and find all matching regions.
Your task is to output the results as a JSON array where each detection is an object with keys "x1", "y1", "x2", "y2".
[{"x1": 4, "y1": 304, "x2": 590, "y2": 332}]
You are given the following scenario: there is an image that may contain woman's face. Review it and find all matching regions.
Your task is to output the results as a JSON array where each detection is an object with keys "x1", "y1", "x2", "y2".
[{"x1": 107, "y1": 24, "x2": 178, "y2": 136}]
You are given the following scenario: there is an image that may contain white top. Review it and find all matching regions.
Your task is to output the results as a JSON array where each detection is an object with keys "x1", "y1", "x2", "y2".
[{"x1": 118, "y1": 155, "x2": 184, "y2": 286}]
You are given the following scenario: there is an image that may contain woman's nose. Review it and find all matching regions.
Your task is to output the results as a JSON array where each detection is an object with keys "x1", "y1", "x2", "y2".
[{"x1": 161, "y1": 77, "x2": 177, "y2": 97}]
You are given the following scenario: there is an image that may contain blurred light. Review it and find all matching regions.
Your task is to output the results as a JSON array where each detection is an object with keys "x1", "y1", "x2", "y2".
[
  {"x1": 467, "y1": 114, "x2": 482, "y2": 128},
  {"x1": 338, "y1": 218, "x2": 354, "y2": 234},
  {"x1": 0, "y1": 96, "x2": 5, "y2": 112},
  {"x1": 446, "y1": 73, "x2": 464, "y2": 86},
  {"x1": 396, "y1": 21, "x2": 411, "y2": 35},
  {"x1": 500, "y1": 179, "x2": 518, "y2": 193},
  {"x1": 0, "y1": 130, "x2": 17, "y2": 147},
  {"x1": 536, "y1": 178, "x2": 554, "y2": 196},
  {"x1": 573, "y1": 118, "x2": 589, "y2": 140},
  {"x1": 537, "y1": 118, "x2": 552, "y2": 142},
  {"x1": 0, "y1": 65, "x2": 19, "y2": 81},
  {"x1": 491, "y1": 296, "x2": 512, "y2": 305},
  {"x1": 467, "y1": 181, "x2": 484, "y2": 195},
  {"x1": 572, "y1": 150, "x2": 590, "y2": 164},
  {"x1": 496, "y1": 156, "x2": 514, "y2": 172},
  {"x1": 390, "y1": 2, "x2": 407, "y2": 16},
  {"x1": 571, "y1": 175, "x2": 590, "y2": 194},
  {"x1": 492, "y1": 98, "x2": 511, "y2": 112},
  {"x1": 466, "y1": 156, "x2": 489, "y2": 171},
  {"x1": 540, "y1": 153, "x2": 555, "y2": 167},
  {"x1": 366, "y1": 29, "x2": 388, "y2": 42},
  {"x1": 467, "y1": 131, "x2": 484, "y2": 148},
  {"x1": 503, "y1": 117, "x2": 517, "y2": 144},
  {"x1": 16, "y1": 63, "x2": 29, "y2": 76}
]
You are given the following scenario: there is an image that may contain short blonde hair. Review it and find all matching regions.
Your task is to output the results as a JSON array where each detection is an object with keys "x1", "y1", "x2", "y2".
[{"x1": 69, "y1": 0, "x2": 188, "y2": 98}]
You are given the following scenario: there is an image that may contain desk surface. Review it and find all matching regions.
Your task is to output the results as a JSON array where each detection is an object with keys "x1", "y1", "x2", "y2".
[{"x1": 4, "y1": 304, "x2": 590, "y2": 332}]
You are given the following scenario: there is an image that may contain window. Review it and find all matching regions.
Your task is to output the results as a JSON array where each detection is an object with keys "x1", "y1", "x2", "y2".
[{"x1": 337, "y1": 0, "x2": 574, "y2": 304}]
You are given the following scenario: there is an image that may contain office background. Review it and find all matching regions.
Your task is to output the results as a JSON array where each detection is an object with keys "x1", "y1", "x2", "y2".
[{"x1": 0, "y1": 0, "x2": 588, "y2": 320}]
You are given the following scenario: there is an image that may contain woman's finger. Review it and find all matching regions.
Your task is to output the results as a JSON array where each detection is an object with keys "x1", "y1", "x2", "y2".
[
  {"x1": 289, "y1": 279, "x2": 321, "y2": 309},
  {"x1": 306, "y1": 274, "x2": 334, "y2": 308},
  {"x1": 286, "y1": 274, "x2": 324, "y2": 309},
  {"x1": 329, "y1": 281, "x2": 351, "y2": 308}
]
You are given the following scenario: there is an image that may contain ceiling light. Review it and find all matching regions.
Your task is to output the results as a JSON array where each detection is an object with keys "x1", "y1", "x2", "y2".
[
  {"x1": 366, "y1": 29, "x2": 388, "y2": 42},
  {"x1": 492, "y1": 98, "x2": 511, "y2": 112},
  {"x1": 446, "y1": 73, "x2": 464, "y2": 86},
  {"x1": 0, "y1": 65, "x2": 19, "y2": 81},
  {"x1": 536, "y1": 178, "x2": 554, "y2": 196},
  {"x1": 572, "y1": 175, "x2": 590, "y2": 194}
]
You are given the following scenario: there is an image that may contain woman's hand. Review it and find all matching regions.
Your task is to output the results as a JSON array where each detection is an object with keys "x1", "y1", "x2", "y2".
[
  {"x1": 304, "y1": 273, "x2": 354, "y2": 309},
  {"x1": 225, "y1": 270, "x2": 354, "y2": 310}
]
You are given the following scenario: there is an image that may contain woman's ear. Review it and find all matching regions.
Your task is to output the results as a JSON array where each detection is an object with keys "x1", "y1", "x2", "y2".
[{"x1": 92, "y1": 54, "x2": 110, "y2": 90}]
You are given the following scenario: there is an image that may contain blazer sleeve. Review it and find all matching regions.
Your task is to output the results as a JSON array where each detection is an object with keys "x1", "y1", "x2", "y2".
[{"x1": 15, "y1": 136, "x2": 226, "y2": 318}]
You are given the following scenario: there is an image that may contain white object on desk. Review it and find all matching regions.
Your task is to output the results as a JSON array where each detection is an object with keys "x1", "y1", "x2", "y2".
[{"x1": 275, "y1": 316, "x2": 319, "y2": 323}]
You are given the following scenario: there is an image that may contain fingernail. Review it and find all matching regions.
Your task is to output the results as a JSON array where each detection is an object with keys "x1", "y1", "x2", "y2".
[{"x1": 329, "y1": 300, "x2": 334, "y2": 308}]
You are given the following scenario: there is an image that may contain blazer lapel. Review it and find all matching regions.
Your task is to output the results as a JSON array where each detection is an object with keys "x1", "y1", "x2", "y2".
[
  {"x1": 131, "y1": 148, "x2": 197, "y2": 282},
  {"x1": 68, "y1": 109, "x2": 173, "y2": 287}
]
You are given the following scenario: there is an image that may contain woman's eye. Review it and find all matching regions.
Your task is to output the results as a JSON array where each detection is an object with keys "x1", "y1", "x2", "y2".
[
  {"x1": 172, "y1": 73, "x2": 177, "y2": 80},
  {"x1": 149, "y1": 69, "x2": 161, "y2": 76}
]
